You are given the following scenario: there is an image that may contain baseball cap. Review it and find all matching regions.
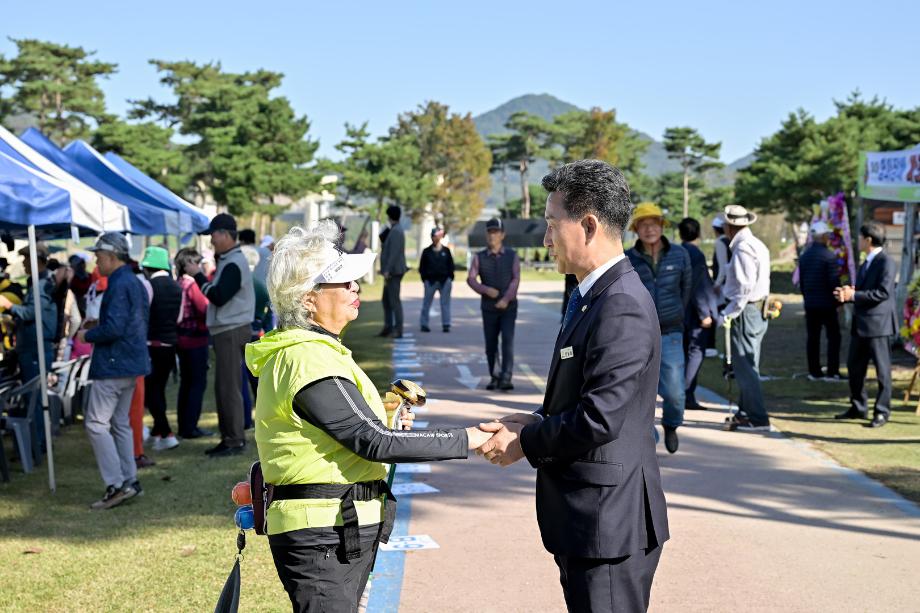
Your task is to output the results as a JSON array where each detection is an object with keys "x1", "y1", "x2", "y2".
[
  {"x1": 810, "y1": 220, "x2": 830, "y2": 236},
  {"x1": 314, "y1": 245, "x2": 377, "y2": 286},
  {"x1": 431, "y1": 227, "x2": 444, "y2": 238},
  {"x1": 260, "y1": 235, "x2": 274, "y2": 248},
  {"x1": 18, "y1": 242, "x2": 50, "y2": 260},
  {"x1": 201, "y1": 213, "x2": 237, "y2": 235},
  {"x1": 87, "y1": 232, "x2": 130, "y2": 256},
  {"x1": 711, "y1": 215, "x2": 725, "y2": 229},
  {"x1": 485, "y1": 218, "x2": 504, "y2": 231}
]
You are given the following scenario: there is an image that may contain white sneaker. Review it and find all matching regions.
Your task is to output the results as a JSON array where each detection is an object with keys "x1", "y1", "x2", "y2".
[
  {"x1": 153, "y1": 434, "x2": 180, "y2": 451},
  {"x1": 142, "y1": 426, "x2": 150, "y2": 442},
  {"x1": 704, "y1": 348, "x2": 719, "y2": 358}
]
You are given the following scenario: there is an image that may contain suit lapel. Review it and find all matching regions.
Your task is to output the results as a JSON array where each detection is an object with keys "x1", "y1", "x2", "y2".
[{"x1": 545, "y1": 258, "x2": 635, "y2": 394}]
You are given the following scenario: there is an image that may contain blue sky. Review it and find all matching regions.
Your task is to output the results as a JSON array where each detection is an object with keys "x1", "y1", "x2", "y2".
[{"x1": 3, "y1": 0, "x2": 917, "y2": 163}]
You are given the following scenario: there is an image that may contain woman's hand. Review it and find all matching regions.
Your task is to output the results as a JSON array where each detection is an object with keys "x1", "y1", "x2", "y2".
[
  {"x1": 399, "y1": 407, "x2": 415, "y2": 430},
  {"x1": 465, "y1": 427, "x2": 494, "y2": 450}
]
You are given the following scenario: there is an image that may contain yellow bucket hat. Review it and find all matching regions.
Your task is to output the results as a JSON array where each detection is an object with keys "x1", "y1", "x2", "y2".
[{"x1": 629, "y1": 202, "x2": 668, "y2": 231}]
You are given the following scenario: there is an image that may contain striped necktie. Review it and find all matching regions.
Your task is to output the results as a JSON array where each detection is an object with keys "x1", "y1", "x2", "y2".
[{"x1": 562, "y1": 288, "x2": 583, "y2": 331}]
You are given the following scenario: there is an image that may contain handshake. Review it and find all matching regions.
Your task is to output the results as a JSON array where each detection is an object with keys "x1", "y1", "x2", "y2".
[
  {"x1": 833, "y1": 285, "x2": 856, "y2": 303},
  {"x1": 464, "y1": 413, "x2": 542, "y2": 467},
  {"x1": 383, "y1": 379, "x2": 539, "y2": 467}
]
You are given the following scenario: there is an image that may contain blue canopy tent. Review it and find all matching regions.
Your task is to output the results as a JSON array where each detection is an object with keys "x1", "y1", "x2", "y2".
[
  {"x1": 103, "y1": 151, "x2": 209, "y2": 234},
  {"x1": 0, "y1": 126, "x2": 132, "y2": 235},
  {"x1": 64, "y1": 140, "x2": 209, "y2": 238},
  {"x1": 0, "y1": 150, "x2": 134, "y2": 492},
  {"x1": 19, "y1": 129, "x2": 179, "y2": 237}
]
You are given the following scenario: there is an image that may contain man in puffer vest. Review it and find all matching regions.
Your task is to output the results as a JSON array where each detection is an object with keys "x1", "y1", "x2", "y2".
[{"x1": 626, "y1": 203, "x2": 691, "y2": 454}]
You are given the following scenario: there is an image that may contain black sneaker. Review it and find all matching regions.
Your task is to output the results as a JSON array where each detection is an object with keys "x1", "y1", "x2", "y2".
[
  {"x1": 486, "y1": 377, "x2": 499, "y2": 391},
  {"x1": 90, "y1": 484, "x2": 129, "y2": 510},
  {"x1": 442, "y1": 326, "x2": 450, "y2": 333},
  {"x1": 208, "y1": 443, "x2": 246, "y2": 458},
  {"x1": 420, "y1": 325, "x2": 431, "y2": 332},
  {"x1": 129, "y1": 480, "x2": 143, "y2": 497},
  {"x1": 120, "y1": 480, "x2": 140, "y2": 501},
  {"x1": 498, "y1": 380, "x2": 514, "y2": 391}
]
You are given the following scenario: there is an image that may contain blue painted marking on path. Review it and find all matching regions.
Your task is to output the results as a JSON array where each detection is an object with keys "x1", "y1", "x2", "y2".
[{"x1": 367, "y1": 474, "x2": 415, "y2": 612}]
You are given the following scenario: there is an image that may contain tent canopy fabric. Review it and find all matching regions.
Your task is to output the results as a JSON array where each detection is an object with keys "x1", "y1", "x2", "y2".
[
  {"x1": 0, "y1": 126, "x2": 131, "y2": 234},
  {"x1": 102, "y1": 151, "x2": 209, "y2": 234},
  {"x1": 65, "y1": 140, "x2": 208, "y2": 235},
  {"x1": 19, "y1": 128, "x2": 177, "y2": 237}
]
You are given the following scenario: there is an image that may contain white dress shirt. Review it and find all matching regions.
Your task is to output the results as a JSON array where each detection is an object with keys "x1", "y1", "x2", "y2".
[
  {"x1": 578, "y1": 254, "x2": 626, "y2": 297},
  {"x1": 722, "y1": 227, "x2": 771, "y2": 320}
]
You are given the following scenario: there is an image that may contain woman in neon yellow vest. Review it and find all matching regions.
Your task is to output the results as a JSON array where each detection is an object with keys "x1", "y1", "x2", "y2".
[{"x1": 245, "y1": 221, "x2": 493, "y2": 612}]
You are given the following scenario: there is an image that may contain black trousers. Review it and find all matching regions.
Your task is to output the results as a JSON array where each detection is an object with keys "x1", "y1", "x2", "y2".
[
  {"x1": 847, "y1": 334, "x2": 892, "y2": 418},
  {"x1": 382, "y1": 274, "x2": 404, "y2": 333},
  {"x1": 145, "y1": 345, "x2": 176, "y2": 437},
  {"x1": 805, "y1": 307, "x2": 841, "y2": 377},
  {"x1": 554, "y1": 545, "x2": 663, "y2": 613},
  {"x1": 683, "y1": 322, "x2": 712, "y2": 406},
  {"x1": 482, "y1": 302, "x2": 517, "y2": 382},
  {"x1": 269, "y1": 536, "x2": 376, "y2": 613}
]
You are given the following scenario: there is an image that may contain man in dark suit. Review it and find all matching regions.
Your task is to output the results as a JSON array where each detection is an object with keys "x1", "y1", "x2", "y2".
[
  {"x1": 378, "y1": 205, "x2": 408, "y2": 338},
  {"x1": 679, "y1": 217, "x2": 718, "y2": 411},
  {"x1": 798, "y1": 221, "x2": 842, "y2": 381},
  {"x1": 833, "y1": 221, "x2": 897, "y2": 428},
  {"x1": 478, "y1": 160, "x2": 669, "y2": 612}
]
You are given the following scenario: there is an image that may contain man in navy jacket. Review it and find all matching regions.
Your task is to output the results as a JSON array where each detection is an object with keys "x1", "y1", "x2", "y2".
[
  {"x1": 798, "y1": 221, "x2": 842, "y2": 380},
  {"x1": 478, "y1": 160, "x2": 669, "y2": 612},
  {"x1": 78, "y1": 233, "x2": 151, "y2": 510}
]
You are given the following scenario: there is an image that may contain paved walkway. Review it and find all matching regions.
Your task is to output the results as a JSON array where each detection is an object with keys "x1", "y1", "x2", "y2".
[{"x1": 370, "y1": 280, "x2": 920, "y2": 613}]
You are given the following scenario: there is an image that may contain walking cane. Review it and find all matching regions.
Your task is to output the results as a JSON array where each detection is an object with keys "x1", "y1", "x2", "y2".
[{"x1": 722, "y1": 318, "x2": 737, "y2": 431}]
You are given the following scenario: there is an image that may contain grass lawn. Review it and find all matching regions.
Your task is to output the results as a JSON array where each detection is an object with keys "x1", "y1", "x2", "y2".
[
  {"x1": 698, "y1": 272, "x2": 920, "y2": 503},
  {"x1": 0, "y1": 279, "x2": 392, "y2": 612}
]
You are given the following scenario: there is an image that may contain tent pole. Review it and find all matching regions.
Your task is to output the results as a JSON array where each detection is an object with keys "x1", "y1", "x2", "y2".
[{"x1": 28, "y1": 224, "x2": 56, "y2": 492}]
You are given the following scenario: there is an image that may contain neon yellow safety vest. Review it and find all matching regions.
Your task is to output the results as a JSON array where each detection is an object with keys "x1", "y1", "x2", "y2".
[{"x1": 245, "y1": 327, "x2": 393, "y2": 535}]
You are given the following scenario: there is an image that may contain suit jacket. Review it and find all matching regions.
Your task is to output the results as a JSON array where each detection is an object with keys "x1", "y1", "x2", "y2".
[
  {"x1": 852, "y1": 250, "x2": 897, "y2": 338},
  {"x1": 520, "y1": 258, "x2": 670, "y2": 558},
  {"x1": 379, "y1": 223, "x2": 408, "y2": 276},
  {"x1": 683, "y1": 241, "x2": 719, "y2": 325},
  {"x1": 798, "y1": 243, "x2": 840, "y2": 310}
]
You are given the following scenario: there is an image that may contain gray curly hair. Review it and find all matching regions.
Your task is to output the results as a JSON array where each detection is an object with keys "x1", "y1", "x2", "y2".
[{"x1": 268, "y1": 221, "x2": 341, "y2": 330}]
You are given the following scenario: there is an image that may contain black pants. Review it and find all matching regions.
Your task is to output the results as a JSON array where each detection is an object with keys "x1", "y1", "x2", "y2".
[
  {"x1": 382, "y1": 274, "x2": 404, "y2": 334},
  {"x1": 683, "y1": 322, "x2": 712, "y2": 406},
  {"x1": 176, "y1": 345, "x2": 208, "y2": 437},
  {"x1": 805, "y1": 307, "x2": 841, "y2": 377},
  {"x1": 269, "y1": 536, "x2": 376, "y2": 613},
  {"x1": 145, "y1": 345, "x2": 176, "y2": 437},
  {"x1": 482, "y1": 303, "x2": 517, "y2": 382},
  {"x1": 554, "y1": 545, "x2": 663, "y2": 612},
  {"x1": 847, "y1": 334, "x2": 892, "y2": 418}
]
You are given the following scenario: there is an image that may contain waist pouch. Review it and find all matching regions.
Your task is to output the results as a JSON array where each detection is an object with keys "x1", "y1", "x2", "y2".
[{"x1": 249, "y1": 461, "x2": 397, "y2": 561}]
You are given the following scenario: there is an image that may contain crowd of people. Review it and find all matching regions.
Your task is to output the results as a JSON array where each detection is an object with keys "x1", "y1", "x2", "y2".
[{"x1": 0, "y1": 213, "x2": 275, "y2": 509}]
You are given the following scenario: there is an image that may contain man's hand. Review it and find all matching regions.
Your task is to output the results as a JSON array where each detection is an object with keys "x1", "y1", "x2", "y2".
[
  {"x1": 701, "y1": 316, "x2": 713, "y2": 329},
  {"x1": 476, "y1": 421, "x2": 526, "y2": 467},
  {"x1": 484, "y1": 287, "x2": 500, "y2": 299},
  {"x1": 495, "y1": 298, "x2": 508, "y2": 310},
  {"x1": 834, "y1": 285, "x2": 855, "y2": 303},
  {"x1": 465, "y1": 427, "x2": 494, "y2": 450},
  {"x1": 499, "y1": 412, "x2": 542, "y2": 426},
  {"x1": 0, "y1": 295, "x2": 12, "y2": 310}
]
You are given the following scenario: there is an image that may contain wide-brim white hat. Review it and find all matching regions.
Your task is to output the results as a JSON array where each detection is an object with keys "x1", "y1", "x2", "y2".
[
  {"x1": 314, "y1": 250, "x2": 377, "y2": 285},
  {"x1": 724, "y1": 204, "x2": 758, "y2": 226}
]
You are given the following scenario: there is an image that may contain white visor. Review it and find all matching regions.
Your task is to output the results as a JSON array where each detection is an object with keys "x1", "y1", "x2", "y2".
[{"x1": 314, "y1": 251, "x2": 377, "y2": 285}]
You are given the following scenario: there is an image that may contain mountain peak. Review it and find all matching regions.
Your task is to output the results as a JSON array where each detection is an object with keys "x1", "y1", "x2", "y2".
[{"x1": 473, "y1": 93, "x2": 581, "y2": 137}]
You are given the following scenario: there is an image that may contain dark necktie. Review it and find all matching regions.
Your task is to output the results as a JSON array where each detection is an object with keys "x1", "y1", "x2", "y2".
[{"x1": 562, "y1": 288, "x2": 583, "y2": 331}]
